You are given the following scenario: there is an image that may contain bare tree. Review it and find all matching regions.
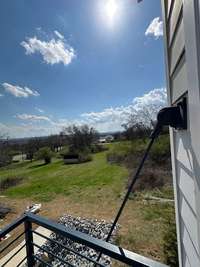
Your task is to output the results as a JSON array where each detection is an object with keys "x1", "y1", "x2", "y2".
[
  {"x1": 46, "y1": 135, "x2": 63, "y2": 152},
  {"x1": 24, "y1": 138, "x2": 43, "y2": 161},
  {"x1": 123, "y1": 103, "x2": 163, "y2": 140},
  {"x1": 0, "y1": 133, "x2": 13, "y2": 167},
  {"x1": 63, "y1": 124, "x2": 99, "y2": 153}
]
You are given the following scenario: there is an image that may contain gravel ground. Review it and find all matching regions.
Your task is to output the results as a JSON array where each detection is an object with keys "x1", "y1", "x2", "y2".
[{"x1": 37, "y1": 214, "x2": 119, "y2": 267}]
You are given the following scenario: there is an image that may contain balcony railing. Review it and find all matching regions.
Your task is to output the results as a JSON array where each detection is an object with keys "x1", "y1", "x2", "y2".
[{"x1": 0, "y1": 212, "x2": 168, "y2": 267}]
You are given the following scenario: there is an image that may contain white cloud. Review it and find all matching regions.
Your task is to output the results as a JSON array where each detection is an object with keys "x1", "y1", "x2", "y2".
[
  {"x1": 145, "y1": 17, "x2": 163, "y2": 39},
  {"x1": 133, "y1": 88, "x2": 167, "y2": 109},
  {"x1": 0, "y1": 122, "x2": 57, "y2": 138},
  {"x1": 2, "y1": 83, "x2": 40, "y2": 98},
  {"x1": 16, "y1": 114, "x2": 51, "y2": 122},
  {"x1": 21, "y1": 31, "x2": 76, "y2": 65},
  {"x1": 54, "y1": 30, "x2": 64, "y2": 39},
  {"x1": 81, "y1": 106, "x2": 132, "y2": 125},
  {"x1": 81, "y1": 88, "x2": 167, "y2": 132},
  {"x1": 0, "y1": 123, "x2": 9, "y2": 136},
  {"x1": 35, "y1": 107, "x2": 44, "y2": 113},
  {"x1": 3, "y1": 88, "x2": 167, "y2": 138},
  {"x1": 0, "y1": 93, "x2": 3, "y2": 97}
]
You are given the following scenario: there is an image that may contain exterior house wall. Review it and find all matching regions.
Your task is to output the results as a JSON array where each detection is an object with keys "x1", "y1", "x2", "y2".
[{"x1": 161, "y1": 0, "x2": 200, "y2": 266}]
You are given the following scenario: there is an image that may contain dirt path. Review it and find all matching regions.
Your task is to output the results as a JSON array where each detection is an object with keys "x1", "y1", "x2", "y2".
[{"x1": 0, "y1": 195, "x2": 169, "y2": 263}]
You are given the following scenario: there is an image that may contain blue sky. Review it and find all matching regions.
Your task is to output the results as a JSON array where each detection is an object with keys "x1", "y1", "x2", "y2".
[{"x1": 0, "y1": 0, "x2": 166, "y2": 138}]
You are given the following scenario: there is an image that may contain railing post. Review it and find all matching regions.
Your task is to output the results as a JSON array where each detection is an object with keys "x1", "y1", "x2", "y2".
[{"x1": 24, "y1": 220, "x2": 35, "y2": 267}]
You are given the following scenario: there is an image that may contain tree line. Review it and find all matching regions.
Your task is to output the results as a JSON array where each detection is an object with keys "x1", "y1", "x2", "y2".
[{"x1": 0, "y1": 103, "x2": 166, "y2": 167}]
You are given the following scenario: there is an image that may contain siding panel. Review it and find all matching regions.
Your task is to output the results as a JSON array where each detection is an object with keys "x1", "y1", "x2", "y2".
[
  {"x1": 180, "y1": 195, "x2": 199, "y2": 251},
  {"x1": 168, "y1": 0, "x2": 182, "y2": 44},
  {"x1": 162, "y1": 1, "x2": 200, "y2": 266},
  {"x1": 181, "y1": 216, "x2": 200, "y2": 267},
  {"x1": 167, "y1": 0, "x2": 173, "y2": 19},
  {"x1": 171, "y1": 54, "x2": 187, "y2": 103},
  {"x1": 175, "y1": 131, "x2": 197, "y2": 214},
  {"x1": 170, "y1": 18, "x2": 185, "y2": 75}
]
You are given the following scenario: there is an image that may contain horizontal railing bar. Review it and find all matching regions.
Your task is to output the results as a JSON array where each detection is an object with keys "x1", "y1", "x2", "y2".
[
  {"x1": 0, "y1": 212, "x2": 168, "y2": 267},
  {"x1": 32, "y1": 242, "x2": 76, "y2": 267},
  {"x1": 34, "y1": 255, "x2": 53, "y2": 267},
  {"x1": 16, "y1": 256, "x2": 27, "y2": 267},
  {"x1": 27, "y1": 213, "x2": 168, "y2": 267},
  {"x1": 1, "y1": 243, "x2": 26, "y2": 267},
  {"x1": 0, "y1": 215, "x2": 26, "y2": 239},
  {"x1": 32, "y1": 230, "x2": 106, "y2": 267},
  {"x1": 0, "y1": 231, "x2": 25, "y2": 254}
]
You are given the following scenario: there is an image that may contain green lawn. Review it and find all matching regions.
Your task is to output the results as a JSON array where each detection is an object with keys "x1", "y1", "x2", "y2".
[
  {"x1": 0, "y1": 142, "x2": 176, "y2": 264},
  {"x1": 0, "y1": 150, "x2": 128, "y2": 202}
]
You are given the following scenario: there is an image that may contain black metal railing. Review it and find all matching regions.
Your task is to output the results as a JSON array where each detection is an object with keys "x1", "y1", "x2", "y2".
[{"x1": 0, "y1": 212, "x2": 168, "y2": 267}]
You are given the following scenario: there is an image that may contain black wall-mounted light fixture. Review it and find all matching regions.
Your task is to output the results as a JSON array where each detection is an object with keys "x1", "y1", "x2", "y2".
[
  {"x1": 96, "y1": 97, "x2": 188, "y2": 264},
  {"x1": 151, "y1": 97, "x2": 187, "y2": 139},
  {"x1": 158, "y1": 97, "x2": 187, "y2": 130}
]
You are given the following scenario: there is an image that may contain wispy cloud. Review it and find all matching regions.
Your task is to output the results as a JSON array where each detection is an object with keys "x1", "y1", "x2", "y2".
[
  {"x1": 0, "y1": 122, "x2": 8, "y2": 135},
  {"x1": 0, "y1": 93, "x2": 3, "y2": 97},
  {"x1": 54, "y1": 30, "x2": 64, "y2": 39},
  {"x1": 145, "y1": 17, "x2": 163, "y2": 39},
  {"x1": 35, "y1": 107, "x2": 44, "y2": 113},
  {"x1": 16, "y1": 114, "x2": 51, "y2": 122},
  {"x1": 0, "y1": 122, "x2": 57, "y2": 138},
  {"x1": 4, "y1": 88, "x2": 167, "y2": 138},
  {"x1": 21, "y1": 30, "x2": 76, "y2": 65},
  {"x1": 2, "y1": 83, "x2": 40, "y2": 98}
]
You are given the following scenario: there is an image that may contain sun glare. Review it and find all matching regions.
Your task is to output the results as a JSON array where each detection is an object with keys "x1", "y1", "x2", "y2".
[
  {"x1": 99, "y1": 0, "x2": 121, "y2": 28},
  {"x1": 105, "y1": 0, "x2": 118, "y2": 22}
]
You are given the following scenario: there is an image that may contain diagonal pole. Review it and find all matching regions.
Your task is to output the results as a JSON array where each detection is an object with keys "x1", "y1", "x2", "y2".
[{"x1": 95, "y1": 130, "x2": 159, "y2": 264}]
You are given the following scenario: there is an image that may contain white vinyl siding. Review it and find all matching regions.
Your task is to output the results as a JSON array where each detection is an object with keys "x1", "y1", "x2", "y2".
[{"x1": 162, "y1": 0, "x2": 200, "y2": 266}]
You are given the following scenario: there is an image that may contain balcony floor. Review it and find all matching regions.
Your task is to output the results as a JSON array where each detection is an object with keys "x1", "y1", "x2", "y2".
[{"x1": 0, "y1": 226, "x2": 51, "y2": 267}]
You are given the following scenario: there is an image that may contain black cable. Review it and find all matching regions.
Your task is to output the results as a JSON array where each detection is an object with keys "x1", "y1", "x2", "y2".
[
  {"x1": 95, "y1": 103, "x2": 187, "y2": 264},
  {"x1": 95, "y1": 126, "x2": 160, "y2": 264}
]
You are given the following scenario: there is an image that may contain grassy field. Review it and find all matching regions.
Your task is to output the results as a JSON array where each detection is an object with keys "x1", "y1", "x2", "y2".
[
  {"x1": 0, "y1": 150, "x2": 128, "y2": 202},
  {"x1": 0, "y1": 141, "x2": 175, "y2": 264}
]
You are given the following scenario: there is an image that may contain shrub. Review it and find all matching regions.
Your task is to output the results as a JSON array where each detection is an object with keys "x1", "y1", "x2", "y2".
[
  {"x1": 106, "y1": 152, "x2": 126, "y2": 164},
  {"x1": 59, "y1": 147, "x2": 69, "y2": 158},
  {"x1": 0, "y1": 176, "x2": 24, "y2": 191},
  {"x1": 90, "y1": 144, "x2": 108, "y2": 153},
  {"x1": 35, "y1": 147, "x2": 54, "y2": 164},
  {"x1": 78, "y1": 152, "x2": 92, "y2": 163},
  {"x1": 0, "y1": 151, "x2": 13, "y2": 167},
  {"x1": 106, "y1": 141, "x2": 135, "y2": 164},
  {"x1": 62, "y1": 151, "x2": 92, "y2": 164},
  {"x1": 163, "y1": 213, "x2": 178, "y2": 266},
  {"x1": 133, "y1": 171, "x2": 165, "y2": 191},
  {"x1": 106, "y1": 135, "x2": 170, "y2": 166},
  {"x1": 150, "y1": 135, "x2": 170, "y2": 163},
  {"x1": 0, "y1": 204, "x2": 11, "y2": 219}
]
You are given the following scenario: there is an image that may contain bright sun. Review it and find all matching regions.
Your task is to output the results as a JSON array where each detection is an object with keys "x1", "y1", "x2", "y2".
[
  {"x1": 100, "y1": 0, "x2": 121, "y2": 28},
  {"x1": 105, "y1": 0, "x2": 118, "y2": 22}
]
